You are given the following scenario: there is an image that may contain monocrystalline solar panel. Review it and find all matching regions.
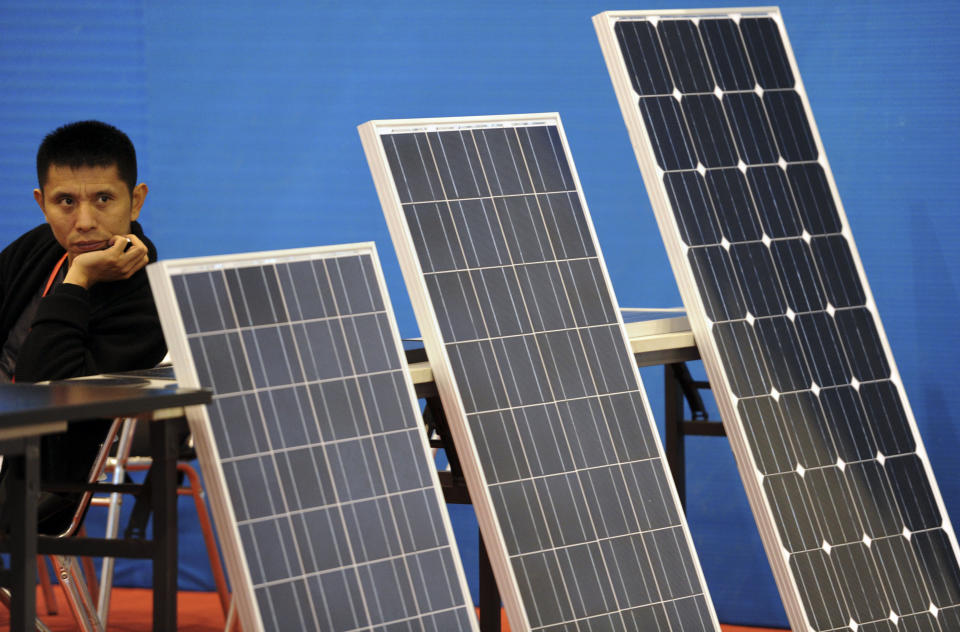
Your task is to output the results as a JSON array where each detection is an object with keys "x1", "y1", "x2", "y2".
[
  {"x1": 595, "y1": 8, "x2": 960, "y2": 631},
  {"x1": 147, "y1": 245, "x2": 478, "y2": 632},
  {"x1": 360, "y1": 114, "x2": 720, "y2": 632}
]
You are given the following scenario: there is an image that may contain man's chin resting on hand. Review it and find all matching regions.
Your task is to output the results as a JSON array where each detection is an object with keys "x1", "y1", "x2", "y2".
[{"x1": 64, "y1": 233, "x2": 150, "y2": 290}]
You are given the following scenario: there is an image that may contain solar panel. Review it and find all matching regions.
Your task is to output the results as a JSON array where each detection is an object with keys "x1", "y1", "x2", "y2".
[
  {"x1": 595, "y1": 9, "x2": 960, "y2": 631},
  {"x1": 147, "y1": 245, "x2": 478, "y2": 632},
  {"x1": 360, "y1": 114, "x2": 720, "y2": 632}
]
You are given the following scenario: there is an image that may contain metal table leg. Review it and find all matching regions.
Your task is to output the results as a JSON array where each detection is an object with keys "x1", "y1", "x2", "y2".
[
  {"x1": 478, "y1": 531, "x2": 500, "y2": 632},
  {"x1": 151, "y1": 421, "x2": 178, "y2": 631},
  {"x1": 664, "y1": 363, "x2": 687, "y2": 509},
  {"x1": 8, "y1": 438, "x2": 39, "y2": 632}
]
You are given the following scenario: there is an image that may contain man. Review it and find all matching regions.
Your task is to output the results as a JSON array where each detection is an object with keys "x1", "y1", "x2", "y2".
[{"x1": 0, "y1": 120, "x2": 167, "y2": 533}]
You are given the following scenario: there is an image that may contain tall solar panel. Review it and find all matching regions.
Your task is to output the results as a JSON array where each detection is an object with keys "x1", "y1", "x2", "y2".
[
  {"x1": 147, "y1": 245, "x2": 478, "y2": 632},
  {"x1": 360, "y1": 114, "x2": 721, "y2": 632},
  {"x1": 595, "y1": 9, "x2": 960, "y2": 631}
]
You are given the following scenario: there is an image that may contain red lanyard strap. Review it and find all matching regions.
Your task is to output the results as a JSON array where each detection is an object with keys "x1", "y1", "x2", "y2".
[{"x1": 43, "y1": 252, "x2": 69, "y2": 298}]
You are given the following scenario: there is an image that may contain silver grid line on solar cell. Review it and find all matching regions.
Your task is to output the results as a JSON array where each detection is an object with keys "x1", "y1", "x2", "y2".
[
  {"x1": 595, "y1": 8, "x2": 960, "y2": 632},
  {"x1": 360, "y1": 113, "x2": 721, "y2": 632},
  {"x1": 147, "y1": 244, "x2": 479, "y2": 632}
]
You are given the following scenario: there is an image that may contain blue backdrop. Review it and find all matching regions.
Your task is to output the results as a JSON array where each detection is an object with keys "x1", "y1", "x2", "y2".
[{"x1": 2, "y1": 1, "x2": 958, "y2": 627}]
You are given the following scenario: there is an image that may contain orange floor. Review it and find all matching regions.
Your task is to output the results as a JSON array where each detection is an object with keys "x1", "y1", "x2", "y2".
[
  {"x1": 0, "y1": 587, "x2": 227, "y2": 631},
  {"x1": 0, "y1": 586, "x2": 788, "y2": 631}
]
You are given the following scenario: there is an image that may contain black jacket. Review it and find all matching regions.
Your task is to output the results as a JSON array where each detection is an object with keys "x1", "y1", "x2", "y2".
[{"x1": 0, "y1": 221, "x2": 167, "y2": 483}]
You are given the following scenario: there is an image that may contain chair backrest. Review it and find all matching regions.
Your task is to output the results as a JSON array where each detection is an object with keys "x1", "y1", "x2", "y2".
[{"x1": 53, "y1": 417, "x2": 124, "y2": 539}]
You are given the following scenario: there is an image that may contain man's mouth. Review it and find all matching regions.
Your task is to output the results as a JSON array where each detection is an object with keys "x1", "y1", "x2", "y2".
[{"x1": 74, "y1": 240, "x2": 108, "y2": 253}]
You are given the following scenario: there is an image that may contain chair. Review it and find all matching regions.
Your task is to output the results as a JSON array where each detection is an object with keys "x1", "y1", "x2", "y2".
[
  {"x1": 89, "y1": 416, "x2": 233, "y2": 628},
  {"x1": 43, "y1": 417, "x2": 126, "y2": 632}
]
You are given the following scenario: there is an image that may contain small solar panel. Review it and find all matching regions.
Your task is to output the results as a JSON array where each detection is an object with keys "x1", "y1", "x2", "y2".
[
  {"x1": 360, "y1": 114, "x2": 720, "y2": 632},
  {"x1": 147, "y1": 245, "x2": 478, "y2": 632},
  {"x1": 595, "y1": 9, "x2": 960, "y2": 631}
]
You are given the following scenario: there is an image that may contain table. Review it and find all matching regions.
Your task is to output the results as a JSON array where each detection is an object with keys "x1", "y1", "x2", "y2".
[{"x1": 0, "y1": 381, "x2": 210, "y2": 632}]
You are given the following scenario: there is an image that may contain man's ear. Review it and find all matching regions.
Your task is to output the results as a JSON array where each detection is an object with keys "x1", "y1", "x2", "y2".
[
  {"x1": 33, "y1": 188, "x2": 44, "y2": 214},
  {"x1": 130, "y1": 183, "x2": 148, "y2": 221}
]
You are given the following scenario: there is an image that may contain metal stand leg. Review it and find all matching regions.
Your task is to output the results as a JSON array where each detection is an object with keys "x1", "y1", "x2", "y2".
[
  {"x1": 52, "y1": 555, "x2": 103, "y2": 632},
  {"x1": 79, "y1": 551, "x2": 98, "y2": 606},
  {"x1": 478, "y1": 531, "x2": 500, "y2": 632},
  {"x1": 223, "y1": 594, "x2": 237, "y2": 632},
  {"x1": 663, "y1": 361, "x2": 724, "y2": 512},
  {"x1": 95, "y1": 417, "x2": 137, "y2": 625}
]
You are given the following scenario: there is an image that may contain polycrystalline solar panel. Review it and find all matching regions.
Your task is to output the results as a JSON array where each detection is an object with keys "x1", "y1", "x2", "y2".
[
  {"x1": 595, "y1": 8, "x2": 960, "y2": 631},
  {"x1": 360, "y1": 114, "x2": 720, "y2": 632},
  {"x1": 147, "y1": 245, "x2": 478, "y2": 632}
]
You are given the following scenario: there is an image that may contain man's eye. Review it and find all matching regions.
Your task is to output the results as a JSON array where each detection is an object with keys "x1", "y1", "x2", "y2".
[
  {"x1": 60, "y1": 197, "x2": 74, "y2": 206},
  {"x1": 98, "y1": 195, "x2": 111, "y2": 203}
]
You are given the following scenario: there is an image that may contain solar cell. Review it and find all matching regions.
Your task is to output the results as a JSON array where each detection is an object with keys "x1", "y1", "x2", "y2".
[
  {"x1": 595, "y1": 8, "x2": 960, "y2": 632},
  {"x1": 360, "y1": 114, "x2": 720, "y2": 632},
  {"x1": 148, "y1": 245, "x2": 478, "y2": 632}
]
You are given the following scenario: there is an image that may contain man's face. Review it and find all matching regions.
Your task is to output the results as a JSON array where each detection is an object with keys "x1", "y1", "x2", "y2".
[{"x1": 34, "y1": 164, "x2": 146, "y2": 263}]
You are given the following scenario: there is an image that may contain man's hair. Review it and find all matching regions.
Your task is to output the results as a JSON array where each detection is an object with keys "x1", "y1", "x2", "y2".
[{"x1": 36, "y1": 120, "x2": 138, "y2": 193}]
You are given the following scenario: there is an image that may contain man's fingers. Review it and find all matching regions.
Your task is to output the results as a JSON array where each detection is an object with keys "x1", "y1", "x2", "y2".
[
  {"x1": 119, "y1": 251, "x2": 150, "y2": 279},
  {"x1": 129, "y1": 253, "x2": 150, "y2": 275},
  {"x1": 69, "y1": 234, "x2": 149, "y2": 285},
  {"x1": 112, "y1": 234, "x2": 144, "y2": 261}
]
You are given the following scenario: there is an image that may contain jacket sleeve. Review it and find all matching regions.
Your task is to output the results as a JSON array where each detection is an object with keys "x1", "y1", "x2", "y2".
[{"x1": 14, "y1": 277, "x2": 167, "y2": 383}]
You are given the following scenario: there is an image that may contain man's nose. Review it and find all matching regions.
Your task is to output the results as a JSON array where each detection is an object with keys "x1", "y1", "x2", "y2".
[{"x1": 75, "y1": 202, "x2": 97, "y2": 231}]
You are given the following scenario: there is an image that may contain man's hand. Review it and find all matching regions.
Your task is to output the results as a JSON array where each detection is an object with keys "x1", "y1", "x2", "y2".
[{"x1": 63, "y1": 234, "x2": 149, "y2": 290}]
